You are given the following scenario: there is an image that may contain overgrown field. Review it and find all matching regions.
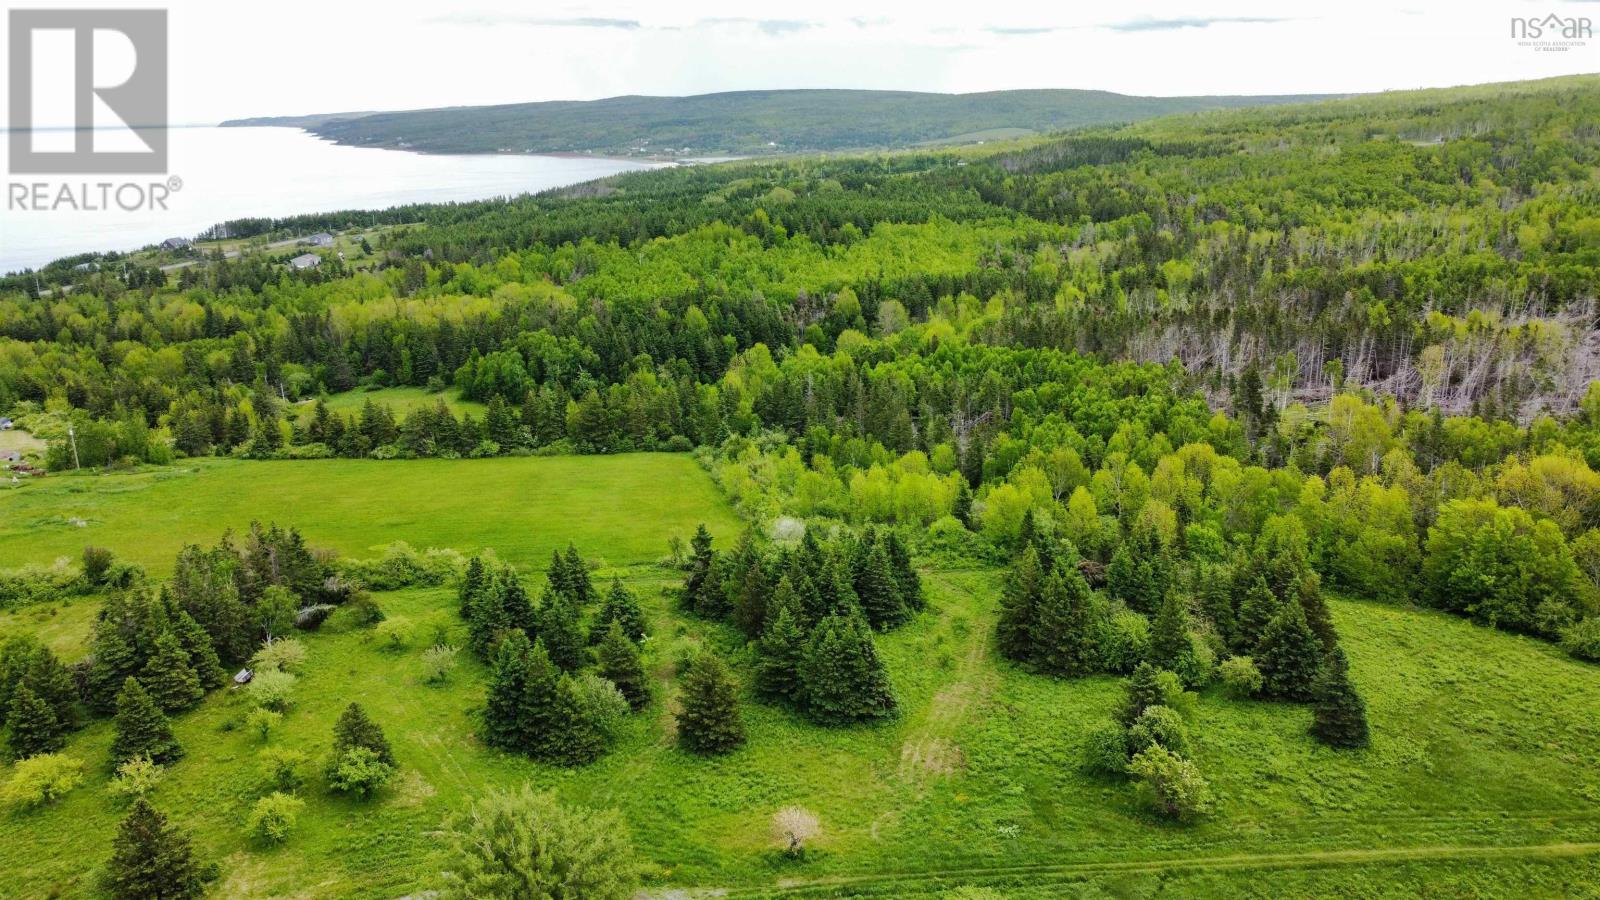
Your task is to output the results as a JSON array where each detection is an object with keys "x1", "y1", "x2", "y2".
[
  {"x1": 0, "y1": 454, "x2": 741, "y2": 575},
  {"x1": 1, "y1": 462, "x2": 1598, "y2": 898}
]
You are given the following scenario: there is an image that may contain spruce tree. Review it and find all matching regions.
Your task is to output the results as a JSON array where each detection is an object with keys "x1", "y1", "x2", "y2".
[
  {"x1": 676, "y1": 653, "x2": 745, "y2": 754},
  {"x1": 500, "y1": 571, "x2": 536, "y2": 635},
  {"x1": 1255, "y1": 599, "x2": 1324, "y2": 702},
  {"x1": 884, "y1": 531, "x2": 923, "y2": 611},
  {"x1": 591, "y1": 578, "x2": 648, "y2": 643},
  {"x1": 170, "y1": 608, "x2": 225, "y2": 691},
  {"x1": 140, "y1": 632, "x2": 205, "y2": 712},
  {"x1": 331, "y1": 702, "x2": 394, "y2": 766},
  {"x1": 552, "y1": 677, "x2": 606, "y2": 765},
  {"x1": 753, "y1": 600, "x2": 807, "y2": 705},
  {"x1": 681, "y1": 524, "x2": 717, "y2": 614},
  {"x1": 816, "y1": 557, "x2": 862, "y2": 619},
  {"x1": 104, "y1": 799, "x2": 204, "y2": 900},
  {"x1": 466, "y1": 574, "x2": 510, "y2": 659},
  {"x1": 86, "y1": 621, "x2": 141, "y2": 714},
  {"x1": 798, "y1": 612, "x2": 897, "y2": 725},
  {"x1": 1293, "y1": 574, "x2": 1340, "y2": 651},
  {"x1": 1198, "y1": 564, "x2": 1237, "y2": 647},
  {"x1": 996, "y1": 545, "x2": 1044, "y2": 664},
  {"x1": 1310, "y1": 647, "x2": 1371, "y2": 749},
  {"x1": 112, "y1": 677, "x2": 182, "y2": 766},
  {"x1": 596, "y1": 621, "x2": 650, "y2": 710},
  {"x1": 459, "y1": 556, "x2": 490, "y2": 619},
  {"x1": 21, "y1": 647, "x2": 79, "y2": 730},
  {"x1": 856, "y1": 543, "x2": 907, "y2": 631},
  {"x1": 483, "y1": 630, "x2": 534, "y2": 751},
  {"x1": 1034, "y1": 569, "x2": 1101, "y2": 677},
  {"x1": 6, "y1": 683, "x2": 64, "y2": 758},
  {"x1": 562, "y1": 544, "x2": 596, "y2": 605},
  {"x1": 953, "y1": 482, "x2": 974, "y2": 528},
  {"x1": 1233, "y1": 575, "x2": 1282, "y2": 654},
  {"x1": 1120, "y1": 662, "x2": 1167, "y2": 727},
  {"x1": 1149, "y1": 591, "x2": 1193, "y2": 673},
  {"x1": 730, "y1": 546, "x2": 772, "y2": 639},
  {"x1": 533, "y1": 589, "x2": 584, "y2": 672},
  {"x1": 519, "y1": 640, "x2": 568, "y2": 761}
]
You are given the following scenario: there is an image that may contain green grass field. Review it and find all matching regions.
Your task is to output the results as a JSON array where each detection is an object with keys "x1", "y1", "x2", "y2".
[
  {"x1": 0, "y1": 455, "x2": 739, "y2": 576},
  {"x1": 287, "y1": 386, "x2": 487, "y2": 426},
  {"x1": 2, "y1": 459, "x2": 1599, "y2": 897}
]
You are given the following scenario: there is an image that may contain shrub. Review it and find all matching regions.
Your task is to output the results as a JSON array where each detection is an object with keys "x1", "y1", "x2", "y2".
[
  {"x1": 570, "y1": 673, "x2": 631, "y2": 739},
  {"x1": 338, "y1": 542, "x2": 466, "y2": 591},
  {"x1": 1174, "y1": 633, "x2": 1217, "y2": 687},
  {"x1": 441, "y1": 787, "x2": 637, "y2": 900},
  {"x1": 1128, "y1": 745, "x2": 1215, "y2": 822},
  {"x1": 1080, "y1": 720, "x2": 1131, "y2": 776},
  {"x1": 421, "y1": 644, "x2": 460, "y2": 684},
  {"x1": 771, "y1": 806, "x2": 821, "y2": 857},
  {"x1": 246, "y1": 792, "x2": 304, "y2": 845},
  {"x1": 333, "y1": 592, "x2": 385, "y2": 628},
  {"x1": 247, "y1": 669, "x2": 296, "y2": 711},
  {"x1": 1218, "y1": 656, "x2": 1264, "y2": 698},
  {"x1": 2, "y1": 753, "x2": 84, "y2": 808},
  {"x1": 1562, "y1": 617, "x2": 1600, "y2": 662},
  {"x1": 1126, "y1": 705, "x2": 1190, "y2": 758},
  {"x1": 251, "y1": 638, "x2": 308, "y2": 673},
  {"x1": 374, "y1": 617, "x2": 415, "y2": 651},
  {"x1": 259, "y1": 747, "x2": 310, "y2": 793},
  {"x1": 245, "y1": 708, "x2": 283, "y2": 741},
  {"x1": 107, "y1": 756, "x2": 164, "y2": 802},
  {"x1": 327, "y1": 746, "x2": 394, "y2": 798},
  {"x1": 1096, "y1": 606, "x2": 1151, "y2": 674},
  {"x1": 82, "y1": 545, "x2": 116, "y2": 586}
]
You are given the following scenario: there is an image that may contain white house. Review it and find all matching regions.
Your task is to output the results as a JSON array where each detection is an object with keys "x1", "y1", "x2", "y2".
[
  {"x1": 289, "y1": 253, "x2": 322, "y2": 270},
  {"x1": 306, "y1": 232, "x2": 335, "y2": 247}
]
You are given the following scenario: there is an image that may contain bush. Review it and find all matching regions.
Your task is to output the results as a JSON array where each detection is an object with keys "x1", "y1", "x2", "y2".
[
  {"x1": 1128, "y1": 745, "x2": 1215, "y2": 822},
  {"x1": 1174, "y1": 633, "x2": 1216, "y2": 687},
  {"x1": 374, "y1": 617, "x2": 415, "y2": 651},
  {"x1": 334, "y1": 593, "x2": 385, "y2": 628},
  {"x1": 771, "y1": 806, "x2": 821, "y2": 857},
  {"x1": 259, "y1": 747, "x2": 310, "y2": 793},
  {"x1": 245, "y1": 708, "x2": 283, "y2": 741},
  {"x1": 1096, "y1": 606, "x2": 1151, "y2": 674},
  {"x1": 1562, "y1": 618, "x2": 1600, "y2": 662},
  {"x1": 327, "y1": 746, "x2": 394, "y2": 798},
  {"x1": 421, "y1": 644, "x2": 459, "y2": 684},
  {"x1": 2, "y1": 753, "x2": 84, "y2": 808},
  {"x1": 82, "y1": 545, "x2": 116, "y2": 586},
  {"x1": 251, "y1": 638, "x2": 308, "y2": 673},
  {"x1": 1080, "y1": 720, "x2": 1131, "y2": 776},
  {"x1": 338, "y1": 542, "x2": 466, "y2": 591},
  {"x1": 1126, "y1": 705, "x2": 1190, "y2": 758},
  {"x1": 246, "y1": 792, "x2": 304, "y2": 845},
  {"x1": 107, "y1": 756, "x2": 163, "y2": 802},
  {"x1": 441, "y1": 787, "x2": 637, "y2": 900},
  {"x1": 247, "y1": 669, "x2": 297, "y2": 711},
  {"x1": 570, "y1": 674, "x2": 631, "y2": 739},
  {"x1": 1219, "y1": 656, "x2": 1264, "y2": 698}
]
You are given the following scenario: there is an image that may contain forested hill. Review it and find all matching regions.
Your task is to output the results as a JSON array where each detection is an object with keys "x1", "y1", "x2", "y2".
[{"x1": 219, "y1": 88, "x2": 1332, "y2": 156}]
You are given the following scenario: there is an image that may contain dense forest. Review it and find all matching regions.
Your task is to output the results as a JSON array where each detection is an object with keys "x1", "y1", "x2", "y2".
[
  {"x1": 219, "y1": 87, "x2": 1326, "y2": 157},
  {"x1": 3, "y1": 74, "x2": 1600, "y2": 897}
]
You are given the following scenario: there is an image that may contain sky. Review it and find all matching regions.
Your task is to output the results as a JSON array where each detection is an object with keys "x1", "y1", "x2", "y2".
[{"x1": 3, "y1": 0, "x2": 1598, "y2": 125}]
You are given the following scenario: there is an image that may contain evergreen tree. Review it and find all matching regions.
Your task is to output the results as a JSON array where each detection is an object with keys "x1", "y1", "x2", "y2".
[
  {"x1": 1149, "y1": 591, "x2": 1193, "y2": 673},
  {"x1": 552, "y1": 677, "x2": 606, "y2": 765},
  {"x1": 855, "y1": 543, "x2": 907, "y2": 631},
  {"x1": 1310, "y1": 647, "x2": 1370, "y2": 749},
  {"x1": 20, "y1": 646, "x2": 79, "y2": 731},
  {"x1": 996, "y1": 545, "x2": 1044, "y2": 663},
  {"x1": 676, "y1": 653, "x2": 745, "y2": 754},
  {"x1": 816, "y1": 557, "x2": 862, "y2": 619},
  {"x1": 533, "y1": 590, "x2": 584, "y2": 672},
  {"x1": 6, "y1": 683, "x2": 65, "y2": 758},
  {"x1": 112, "y1": 678, "x2": 182, "y2": 766},
  {"x1": 104, "y1": 800, "x2": 204, "y2": 900},
  {"x1": 1197, "y1": 564, "x2": 1237, "y2": 647},
  {"x1": 596, "y1": 622, "x2": 650, "y2": 710},
  {"x1": 1233, "y1": 575, "x2": 1282, "y2": 654},
  {"x1": 1255, "y1": 599, "x2": 1324, "y2": 702},
  {"x1": 562, "y1": 544, "x2": 596, "y2": 605},
  {"x1": 753, "y1": 598, "x2": 807, "y2": 705},
  {"x1": 729, "y1": 541, "x2": 772, "y2": 639},
  {"x1": 952, "y1": 482, "x2": 974, "y2": 529},
  {"x1": 883, "y1": 530, "x2": 923, "y2": 611},
  {"x1": 169, "y1": 607, "x2": 225, "y2": 691},
  {"x1": 798, "y1": 612, "x2": 897, "y2": 725},
  {"x1": 499, "y1": 572, "x2": 536, "y2": 635},
  {"x1": 681, "y1": 524, "x2": 717, "y2": 615},
  {"x1": 140, "y1": 632, "x2": 205, "y2": 712},
  {"x1": 459, "y1": 556, "x2": 490, "y2": 619},
  {"x1": 1033, "y1": 569, "x2": 1102, "y2": 677},
  {"x1": 591, "y1": 578, "x2": 648, "y2": 643},
  {"x1": 466, "y1": 574, "x2": 511, "y2": 659},
  {"x1": 483, "y1": 630, "x2": 534, "y2": 751},
  {"x1": 1293, "y1": 574, "x2": 1340, "y2": 651},
  {"x1": 331, "y1": 702, "x2": 394, "y2": 766},
  {"x1": 86, "y1": 620, "x2": 142, "y2": 714},
  {"x1": 1120, "y1": 662, "x2": 1167, "y2": 727}
]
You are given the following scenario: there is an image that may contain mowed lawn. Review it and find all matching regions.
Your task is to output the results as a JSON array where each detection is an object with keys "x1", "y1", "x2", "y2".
[
  {"x1": 287, "y1": 386, "x2": 488, "y2": 426},
  {"x1": 1, "y1": 561, "x2": 1598, "y2": 897},
  {"x1": 0, "y1": 454, "x2": 741, "y2": 575}
]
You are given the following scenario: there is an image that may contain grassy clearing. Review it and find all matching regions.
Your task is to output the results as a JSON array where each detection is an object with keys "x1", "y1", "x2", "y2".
[
  {"x1": 287, "y1": 386, "x2": 487, "y2": 426},
  {"x1": 1, "y1": 551, "x2": 1598, "y2": 896},
  {"x1": 0, "y1": 455, "x2": 741, "y2": 575}
]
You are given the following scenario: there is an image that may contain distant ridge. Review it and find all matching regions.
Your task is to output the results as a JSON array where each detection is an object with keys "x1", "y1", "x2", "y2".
[{"x1": 221, "y1": 87, "x2": 1339, "y2": 157}]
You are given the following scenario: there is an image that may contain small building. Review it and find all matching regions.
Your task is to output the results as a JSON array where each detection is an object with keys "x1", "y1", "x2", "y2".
[
  {"x1": 233, "y1": 668, "x2": 254, "y2": 686},
  {"x1": 160, "y1": 237, "x2": 192, "y2": 251},
  {"x1": 2, "y1": 451, "x2": 18, "y2": 463},
  {"x1": 289, "y1": 253, "x2": 322, "y2": 270},
  {"x1": 0, "y1": 417, "x2": 12, "y2": 430},
  {"x1": 305, "y1": 232, "x2": 334, "y2": 247}
]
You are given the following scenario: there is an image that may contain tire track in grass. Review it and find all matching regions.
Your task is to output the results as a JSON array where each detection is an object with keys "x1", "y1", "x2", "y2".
[
  {"x1": 718, "y1": 840, "x2": 1600, "y2": 896},
  {"x1": 896, "y1": 572, "x2": 997, "y2": 782}
]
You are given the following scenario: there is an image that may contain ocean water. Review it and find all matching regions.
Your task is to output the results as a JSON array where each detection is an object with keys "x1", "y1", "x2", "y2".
[{"x1": 1, "y1": 126, "x2": 666, "y2": 272}]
